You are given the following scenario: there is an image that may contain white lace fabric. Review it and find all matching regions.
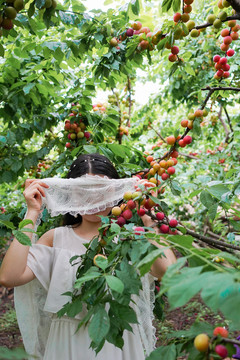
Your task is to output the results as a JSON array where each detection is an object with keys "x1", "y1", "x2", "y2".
[
  {"x1": 14, "y1": 175, "x2": 157, "y2": 359},
  {"x1": 42, "y1": 174, "x2": 138, "y2": 216}
]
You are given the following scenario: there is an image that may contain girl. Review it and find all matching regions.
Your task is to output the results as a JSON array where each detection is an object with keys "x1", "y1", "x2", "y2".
[{"x1": 0, "y1": 153, "x2": 176, "y2": 360}]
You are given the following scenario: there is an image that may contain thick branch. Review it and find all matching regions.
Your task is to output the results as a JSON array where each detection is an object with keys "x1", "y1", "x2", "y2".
[
  {"x1": 202, "y1": 86, "x2": 240, "y2": 92},
  {"x1": 184, "y1": 227, "x2": 240, "y2": 252},
  {"x1": 227, "y1": 0, "x2": 240, "y2": 13},
  {"x1": 195, "y1": 14, "x2": 240, "y2": 30},
  {"x1": 112, "y1": 88, "x2": 122, "y2": 144}
]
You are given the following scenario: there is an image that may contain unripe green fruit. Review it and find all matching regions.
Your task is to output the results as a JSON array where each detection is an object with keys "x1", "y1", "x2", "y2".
[
  {"x1": 174, "y1": 27, "x2": 183, "y2": 39},
  {"x1": 5, "y1": 6, "x2": 17, "y2": 19},
  {"x1": 45, "y1": 0, "x2": 52, "y2": 8},
  {"x1": 13, "y1": 0, "x2": 24, "y2": 11},
  {"x1": 70, "y1": 133, "x2": 76, "y2": 140},
  {"x1": 218, "y1": 11, "x2": 227, "y2": 20},
  {"x1": 186, "y1": 20, "x2": 195, "y2": 30},
  {"x1": 188, "y1": 113, "x2": 195, "y2": 120},
  {"x1": 51, "y1": 0, "x2": 57, "y2": 8},
  {"x1": 202, "y1": 108, "x2": 208, "y2": 116},
  {"x1": 190, "y1": 29, "x2": 200, "y2": 38},
  {"x1": 222, "y1": 0, "x2": 230, "y2": 6},
  {"x1": 77, "y1": 131, "x2": 84, "y2": 138},
  {"x1": 213, "y1": 19, "x2": 222, "y2": 29},
  {"x1": 207, "y1": 14, "x2": 216, "y2": 24}
]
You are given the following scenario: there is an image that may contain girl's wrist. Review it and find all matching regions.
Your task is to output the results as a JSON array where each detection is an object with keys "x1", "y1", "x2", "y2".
[{"x1": 25, "y1": 209, "x2": 41, "y2": 222}]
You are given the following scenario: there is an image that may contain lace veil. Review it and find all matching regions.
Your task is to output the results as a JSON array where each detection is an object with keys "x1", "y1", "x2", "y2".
[{"x1": 14, "y1": 175, "x2": 156, "y2": 358}]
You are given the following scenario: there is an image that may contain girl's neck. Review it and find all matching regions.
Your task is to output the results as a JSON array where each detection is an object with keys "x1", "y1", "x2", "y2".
[{"x1": 74, "y1": 218, "x2": 101, "y2": 241}]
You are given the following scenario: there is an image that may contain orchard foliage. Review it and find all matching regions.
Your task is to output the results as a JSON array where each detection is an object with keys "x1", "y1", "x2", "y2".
[{"x1": 1, "y1": 0, "x2": 240, "y2": 358}]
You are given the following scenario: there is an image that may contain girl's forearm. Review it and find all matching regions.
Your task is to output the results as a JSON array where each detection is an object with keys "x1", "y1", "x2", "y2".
[{"x1": 0, "y1": 210, "x2": 39, "y2": 287}]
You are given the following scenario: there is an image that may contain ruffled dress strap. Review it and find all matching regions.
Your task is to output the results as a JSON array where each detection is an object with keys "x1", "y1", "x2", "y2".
[{"x1": 14, "y1": 227, "x2": 65, "y2": 360}]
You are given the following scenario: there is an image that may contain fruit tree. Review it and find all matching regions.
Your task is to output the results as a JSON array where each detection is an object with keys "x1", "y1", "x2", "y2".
[{"x1": 0, "y1": 0, "x2": 240, "y2": 358}]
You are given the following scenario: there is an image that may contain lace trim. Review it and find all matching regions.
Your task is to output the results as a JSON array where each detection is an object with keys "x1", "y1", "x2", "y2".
[{"x1": 42, "y1": 175, "x2": 138, "y2": 216}]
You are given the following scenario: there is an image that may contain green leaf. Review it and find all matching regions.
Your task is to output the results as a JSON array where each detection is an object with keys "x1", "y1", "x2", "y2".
[
  {"x1": 88, "y1": 306, "x2": 110, "y2": 345},
  {"x1": 19, "y1": 219, "x2": 33, "y2": 229},
  {"x1": 200, "y1": 190, "x2": 216, "y2": 208},
  {"x1": 208, "y1": 203, "x2": 218, "y2": 221},
  {"x1": 12, "y1": 230, "x2": 32, "y2": 246},
  {"x1": 207, "y1": 184, "x2": 230, "y2": 200},
  {"x1": 184, "y1": 63, "x2": 195, "y2": 76},
  {"x1": 137, "y1": 248, "x2": 167, "y2": 276},
  {"x1": 74, "y1": 272, "x2": 101, "y2": 288},
  {"x1": 0, "y1": 44, "x2": 4, "y2": 57},
  {"x1": 0, "y1": 219, "x2": 15, "y2": 230},
  {"x1": 105, "y1": 275, "x2": 124, "y2": 293},
  {"x1": 146, "y1": 344, "x2": 177, "y2": 360},
  {"x1": 23, "y1": 83, "x2": 35, "y2": 94},
  {"x1": 0, "y1": 346, "x2": 29, "y2": 359}
]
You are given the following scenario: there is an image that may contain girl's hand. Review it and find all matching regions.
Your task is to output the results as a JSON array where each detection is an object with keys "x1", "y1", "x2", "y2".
[{"x1": 23, "y1": 179, "x2": 49, "y2": 213}]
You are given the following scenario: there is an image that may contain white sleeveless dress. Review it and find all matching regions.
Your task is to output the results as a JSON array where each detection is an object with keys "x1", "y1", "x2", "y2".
[{"x1": 15, "y1": 226, "x2": 156, "y2": 360}]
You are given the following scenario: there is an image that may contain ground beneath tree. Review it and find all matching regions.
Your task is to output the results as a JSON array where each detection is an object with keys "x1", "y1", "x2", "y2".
[{"x1": 0, "y1": 286, "x2": 229, "y2": 359}]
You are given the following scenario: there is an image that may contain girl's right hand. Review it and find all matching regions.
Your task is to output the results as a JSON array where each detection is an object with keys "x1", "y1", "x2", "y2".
[{"x1": 23, "y1": 179, "x2": 49, "y2": 213}]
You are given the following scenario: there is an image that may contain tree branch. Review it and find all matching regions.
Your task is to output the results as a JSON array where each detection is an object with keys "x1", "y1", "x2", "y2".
[
  {"x1": 218, "y1": 104, "x2": 230, "y2": 143},
  {"x1": 148, "y1": 124, "x2": 167, "y2": 143},
  {"x1": 184, "y1": 227, "x2": 240, "y2": 252},
  {"x1": 223, "y1": 106, "x2": 234, "y2": 143},
  {"x1": 202, "y1": 86, "x2": 240, "y2": 92},
  {"x1": 178, "y1": 152, "x2": 199, "y2": 159},
  {"x1": 127, "y1": 76, "x2": 132, "y2": 127},
  {"x1": 195, "y1": 13, "x2": 240, "y2": 30}
]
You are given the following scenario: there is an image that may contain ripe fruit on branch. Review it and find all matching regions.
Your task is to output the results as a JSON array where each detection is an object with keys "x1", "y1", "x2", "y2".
[
  {"x1": 184, "y1": 135, "x2": 192, "y2": 144},
  {"x1": 215, "y1": 344, "x2": 228, "y2": 358},
  {"x1": 110, "y1": 37, "x2": 118, "y2": 47},
  {"x1": 178, "y1": 139, "x2": 186, "y2": 147},
  {"x1": 226, "y1": 49, "x2": 234, "y2": 56},
  {"x1": 213, "y1": 327, "x2": 228, "y2": 338},
  {"x1": 167, "y1": 167, "x2": 175, "y2": 175},
  {"x1": 169, "y1": 219, "x2": 178, "y2": 227},
  {"x1": 156, "y1": 212, "x2": 165, "y2": 221},
  {"x1": 127, "y1": 200, "x2": 136, "y2": 210},
  {"x1": 168, "y1": 53, "x2": 177, "y2": 62},
  {"x1": 166, "y1": 136, "x2": 176, "y2": 145},
  {"x1": 126, "y1": 28, "x2": 134, "y2": 37},
  {"x1": 122, "y1": 209, "x2": 133, "y2": 220},
  {"x1": 116, "y1": 216, "x2": 126, "y2": 226},
  {"x1": 160, "y1": 224, "x2": 169, "y2": 233},
  {"x1": 194, "y1": 109, "x2": 203, "y2": 118},
  {"x1": 194, "y1": 334, "x2": 210, "y2": 352},
  {"x1": 171, "y1": 46, "x2": 179, "y2": 55},
  {"x1": 131, "y1": 21, "x2": 142, "y2": 30},
  {"x1": 137, "y1": 208, "x2": 146, "y2": 216},
  {"x1": 112, "y1": 206, "x2": 122, "y2": 216},
  {"x1": 161, "y1": 173, "x2": 169, "y2": 181},
  {"x1": 134, "y1": 226, "x2": 145, "y2": 235},
  {"x1": 173, "y1": 12, "x2": 181, "y2": 22}
]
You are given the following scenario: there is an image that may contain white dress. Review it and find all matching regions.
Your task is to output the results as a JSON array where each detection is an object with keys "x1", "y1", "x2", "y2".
[{"x1": 14, "y1": 226, "x2": 156, "y2": 360}]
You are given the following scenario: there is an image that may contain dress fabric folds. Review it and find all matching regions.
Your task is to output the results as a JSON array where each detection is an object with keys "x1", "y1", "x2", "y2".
[{"x1": 15, "y1": 226, "x2": 155, "y2": 360}]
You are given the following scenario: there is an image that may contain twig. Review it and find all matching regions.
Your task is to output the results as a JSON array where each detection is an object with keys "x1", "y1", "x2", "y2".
[
  {"x1": 218, "y1": 105, "x2": 230, "y2": 143},
  {"x1": 178, "y1": 152, "x2": 199, "y2": 159},
  {"x1": 112, "y1": 88, "x2": 122, "y2": 144},
  {"x1": 206, "y1": 230, "x2": 228, "y2": 242},
  {"x1": 223, "y1": 106, "x2": 234, "y2": 142},
  {"x1": 148, "y1": 124, "x2": 167, "y2": 143},
  {"x1": 127, "y1": 77, "x2": 132, "y2": 127}
]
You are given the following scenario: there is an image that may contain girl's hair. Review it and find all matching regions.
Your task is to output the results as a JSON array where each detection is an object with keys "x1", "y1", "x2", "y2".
[{"x1": 62, "y1": 153, "x2": 119, "y2": 226}]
